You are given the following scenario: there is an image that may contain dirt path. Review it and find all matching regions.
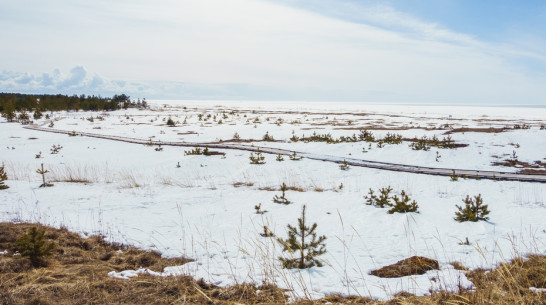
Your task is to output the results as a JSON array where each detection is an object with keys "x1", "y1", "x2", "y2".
[{"x1": 25, "y1": 125, "x2": 546, "y2": 183}]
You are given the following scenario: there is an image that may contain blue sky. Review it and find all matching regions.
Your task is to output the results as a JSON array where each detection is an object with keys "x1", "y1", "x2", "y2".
[{"x1": 1, "y1": 0, "x2": 545, "y2": 104}]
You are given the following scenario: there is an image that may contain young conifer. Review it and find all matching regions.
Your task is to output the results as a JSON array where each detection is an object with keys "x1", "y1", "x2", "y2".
[
  {"x1": 273, "y1": 182, "x2": 291, "y2": 205},
  {"x1": 16, "y1": 226, "x2": 55, "y2": 267},
  {"x1": 388, "y1": 190, "x2": 419, "y2": 214},
  {"x1": 277, "y1": 205, "x2": 326, "y2": 269},
  {"x1": 0, "y1": 163, "x2": 9, "y2": 190},
  {"x1": 454, "y1": 194, "x2": 490, "y2": 222}
]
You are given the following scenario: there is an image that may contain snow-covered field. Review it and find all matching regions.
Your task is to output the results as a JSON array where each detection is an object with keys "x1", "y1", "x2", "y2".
[{"x1": 1, "y1": 101, "x2": 545, "y2": 300}]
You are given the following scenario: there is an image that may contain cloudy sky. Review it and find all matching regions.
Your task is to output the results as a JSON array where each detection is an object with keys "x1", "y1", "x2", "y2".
[{"x1": 1, "y1": 0, "x2": 545, "y2": 104}]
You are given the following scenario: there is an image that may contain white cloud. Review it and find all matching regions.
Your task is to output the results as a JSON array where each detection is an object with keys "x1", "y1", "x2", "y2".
[{"x1": 1, "y1": 0, "x2": 545, "y2": 104}]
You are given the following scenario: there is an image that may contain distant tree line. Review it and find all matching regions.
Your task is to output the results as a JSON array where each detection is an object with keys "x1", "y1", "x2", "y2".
[{"x1": 0, "y1": 93, "x2": 147, "y2": 122}]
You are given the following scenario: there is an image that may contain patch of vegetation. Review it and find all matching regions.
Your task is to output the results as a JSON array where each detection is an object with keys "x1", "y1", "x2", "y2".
[
  {"x1": 409, "y1": 135, "x2": 456, "y2": 150},
  {"x1": 455, "y1": 194, "x2": 490, "y2": 222},
  {"x1": 339, "y1": 159, "x2": 349, "y2": 170},
  {"x1": 262, "y1": 131, "x2": 275, "y2": 141},
  {"x1": 50, "y1": 144, "x2": 63, "y2": 154},
  {"x1": 450, "y1": 170, "x2": 459, "y2": 181},
  {"x1": 254, "y1": 203, "x2": 267, "y2": 214},
  {"x1": 16, "y1": 226, "x2": 55, "y2": 267},
  {"x1": 370, "y1": 256, "x2": 439, "y2": 278},
  {"x1": 273, "y1": 182, "x2": 291, "y2": 205},
  {"x1": 249, "y1": 149, "x2": 266, "y2": 164},
  {"x1": 289, "y1": 151, "x2": 303, "y2": 161},
  {"x1": 365, "y1": 186, "x2": 419, "y2": 213},
  {"x1": 277, "y1": 205, "x2": 326, "y2": 269},
  {"x1": 166, "y1": 117, "x2": 176, "y2": 126},
  {"x1": 36, "y1": 163, "x2": 53, "y2": 188},
  {"x1": 0, "y1": 163, "x2": 9, "y2": 190}
]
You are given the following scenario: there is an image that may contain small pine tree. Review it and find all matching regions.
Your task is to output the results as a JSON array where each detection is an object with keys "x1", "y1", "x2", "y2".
[
  {"x1": 273, "y1": 182, "x2": 291, "y2": 205},
  {"x1": 364, "y1": 188, "x2": 375, "y2": 205},
  {"x1": 166, "y1": 117, "x2": 176, "y2": 126},
  {"x1": 185, "y1": 146, "x2": 202, "y2": 155},
  {"x1": 0, "y1": 163, "x2": 9, "y2": 190},
  {"x1": 388, "y1": 191, "x2": 419, "y2": 214},
  {"x1": 260, "y1": 225, "x2": 275, "y2": 237},
  {"x1": 16, "y1": 226, "x2": 55, "y2": 267},
  {"x1": 375, "y1": 187, "x2": 393, "y2": 208},
  {"x1": 36, "y1": 163, "x2": 52, "y2": 187},
  {"x1": 249, "y1": 150, "x2": 266, "y2": 164},
  {"x1": 454, "y1": 194, "x2": 490, "y2": 222},
  {"x1": 262, "y1": 131, "x2": 275, "y2": 141},
  {"x1": 276, "y1": 154, "x2": 284, "y2": 161},
  {"x1": 289, "y1": 151, "x2": 302, "y2": 161},
  {"x1": 450, "y1": 170, "x2": 459, "y2": 181},
  {"x1": 277, "y1": 205, "x2": 326, "y2": 269},
  {"x1": 254, "y1": 203, "x2": 267, "y2": 214},
  {"x1": 33, "y1": 109, "x2": 43, "y2": 120}
]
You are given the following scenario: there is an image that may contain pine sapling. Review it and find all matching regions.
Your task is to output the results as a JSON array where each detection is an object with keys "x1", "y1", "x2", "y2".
[
  {"x1": 16, "y1": 226, "x2": 55, "y2": 267},
  {"x1": 249, "y1": 150, "x2": 266, "y2": 164},
  {"x1": 339, "y1": 159, "x2": 349, "y2": 170},
  {"x1": 454, "y1": 194, "x2": 490, "y2": 222},
  {"x1": 277, "y1": 205, "x2": 326, "y2": 269},
  {"x1": 364, "y1": 188, "x2": 376, "y2": 205},
  {"x1": 260, "y1": 226, "x2": 275, "y2": 237},
  {"x1": 273, "y1": 182, "x2": 291, "y2": 205},
  {"x1": 376, "y1": 186, "x2": 393, "y2": 208},
  {"x1": 276, "y1": 154, "x2": 284, "y2": 161},
  {"x1": 450, "y1": 170, "x2": 459, "y2": 181},
  {"x1": 0, "y1": 163, "x2": 9, "y2": 190},
  {"x1": 262, "y1": 131, "x2": 275, "y2": 141},
  {"x1": 36, "y1": 163, "x2": 53, "y2": 187},
  {"x1": 254, "y1": 203, "x2": 267, "y2": 214},
  {"x1": 388, "y1": 190, "x2": 419, "y2": 214},
  {"x1": 289, "y1": 151, "x2": 302, "y2": 161}
]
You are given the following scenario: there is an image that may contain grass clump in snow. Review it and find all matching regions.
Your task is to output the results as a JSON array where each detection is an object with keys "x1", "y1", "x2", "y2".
[{"x1": 370, "y1": 256, "x2": 439, "y2": 278}]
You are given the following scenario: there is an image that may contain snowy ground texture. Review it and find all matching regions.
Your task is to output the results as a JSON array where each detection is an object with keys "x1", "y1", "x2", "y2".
[{"x1": 1, "y1": 101, "x2": 545, "y2": 300}]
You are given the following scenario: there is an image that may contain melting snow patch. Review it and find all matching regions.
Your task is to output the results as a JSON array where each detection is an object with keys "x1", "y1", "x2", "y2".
[
  {"x1": 108, "y1": 265, "x2": 186, "y2": 280},
  {"x1": 530, "y1": 287, "x2": 546, "y2": 293},
  {"x1": 0, "y1": 250, "x2": 7, "y2": 255}
]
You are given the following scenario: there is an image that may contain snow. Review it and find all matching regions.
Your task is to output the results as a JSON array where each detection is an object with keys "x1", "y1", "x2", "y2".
[
  {"x1": 1, "y1": 101, "x2": 545, "y2": 301},
  {"x1": 530, "y1": 287, "x2": 546, "y2": 293}
]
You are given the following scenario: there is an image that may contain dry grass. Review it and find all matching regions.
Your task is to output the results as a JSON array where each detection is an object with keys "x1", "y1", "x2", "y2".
[
  {"x1": 0, "y1": 222, "x2": 287, "y2": 305},
  {"x1": 1, "y1": 222, "x2": 545, "y2": 305},
  {"x1": 370, "y1": 256, "x2": 439, "y2": 278}
]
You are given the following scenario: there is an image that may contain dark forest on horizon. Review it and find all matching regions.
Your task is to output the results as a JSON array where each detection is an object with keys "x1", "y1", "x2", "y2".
[{"x1": 0, "y1": 93, "x2": 146, "y2": 122}]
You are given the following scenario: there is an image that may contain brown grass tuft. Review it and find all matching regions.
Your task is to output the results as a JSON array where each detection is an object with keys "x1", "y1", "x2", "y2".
[{"x1": 370, "y1": 256, "x2": 439, "y2": 278}]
